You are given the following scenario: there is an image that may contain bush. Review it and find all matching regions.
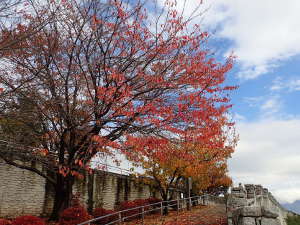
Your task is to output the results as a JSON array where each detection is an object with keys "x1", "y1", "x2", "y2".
[
  {"x1": 146, "y1": 197, "x2": 162, "y2": 206},
  {"x1": 145, "y1": 197, "x2": 162, "y2": 213},
  {"x1": 0, "y1": 219, "x2": 11, "y2": 225},
  {"x1": 118, "y1": 200, "x2": 141, "y2": 221},
  {"x1": 286, "y1": 215, "x2": 300, "y2": 225},
  {"x1": 92, "y1": 208, "x2": 118, "y2": 225},
  {"x1": 12, "y1": 215, "x2": 45, "y2": 225},
  {"x1": 59, "y1": 207, "x2": 91, "y2": 225},
  {"x1": 118, "y1": 198, "x2": 159, "y2": 221}
]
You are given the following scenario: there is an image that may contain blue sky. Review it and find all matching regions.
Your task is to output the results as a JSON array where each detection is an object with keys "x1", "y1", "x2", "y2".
[
  {"x1": 103, "y1": 0, "x2": 300, "y2": 204},
  {"x1": 152, "y1": 0, "x2": 300, "y2": 203},
  {"x1": 196, "y1": 0, "x2": 300, "y2": 203}
]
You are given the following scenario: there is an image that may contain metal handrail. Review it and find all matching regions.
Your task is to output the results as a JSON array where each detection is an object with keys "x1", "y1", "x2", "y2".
[{"x1": 78, "y1": 194, "x2": 217, "y2": 225}]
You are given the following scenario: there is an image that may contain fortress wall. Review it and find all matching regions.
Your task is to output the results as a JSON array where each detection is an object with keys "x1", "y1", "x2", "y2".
[
  {"x1": 227, "y1": 184, "x2": 292, "y2": 225},
  {"x1": 0, "y1": 159, "x2": 161, "y2": 218},
  {"x1": 0, "y1": 160, "x2": 47, "y2": 218}
]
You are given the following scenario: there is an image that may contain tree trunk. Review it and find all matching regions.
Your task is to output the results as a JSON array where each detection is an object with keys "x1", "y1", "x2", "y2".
[
  {"x1": 49, "y1": 174, "x2": 74, "y2": 221},
  {"x1": 161, "y1": 192, "x2": 169, "y2": 215}
]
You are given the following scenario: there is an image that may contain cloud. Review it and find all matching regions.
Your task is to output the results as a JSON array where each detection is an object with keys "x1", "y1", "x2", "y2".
[
  {"x1": 260, "y1": 96, "x2": 282, "y2": 115},
  {"x1": 213, "y1": 0, "x2": 300, "y2": 79},
  {"x1": 153, "y1": 0, "x2": 300, "y2": 79},
  {"x1": 229, "y1": 119, "x2": 300, "y2": 203},
  {"x1": 156, "y1": 0, "x2": 300, "y2": 79},
  {"x1": 243, "y1": 95, "x2": 282, "y2": 117},
  {"x1": 271, "y1": 77, "x2": 300, "y2": 92}
]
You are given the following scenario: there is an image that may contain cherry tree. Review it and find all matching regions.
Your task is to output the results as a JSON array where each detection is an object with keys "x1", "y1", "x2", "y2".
[{"x1": 0, "y1": 0, "x2": 236, "y2": 219}]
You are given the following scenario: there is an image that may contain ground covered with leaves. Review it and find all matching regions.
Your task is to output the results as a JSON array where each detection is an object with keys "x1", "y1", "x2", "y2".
[{"x1": 123, "y1": 205, "x2": 227, "y2": 225}]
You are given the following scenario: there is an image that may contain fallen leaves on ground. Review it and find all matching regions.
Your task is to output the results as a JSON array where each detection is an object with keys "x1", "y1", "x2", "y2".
[{"x1": 123, "y1": 205, "x2": 227, "y2": 225}]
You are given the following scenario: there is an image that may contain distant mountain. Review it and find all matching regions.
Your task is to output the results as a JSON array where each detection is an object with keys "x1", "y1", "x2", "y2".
[{"x1": 283, "y1": 200, "x2": 300, "y2": 214}]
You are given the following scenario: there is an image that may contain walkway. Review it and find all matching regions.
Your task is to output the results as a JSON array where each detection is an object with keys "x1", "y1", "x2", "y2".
[{"x1": 124, "y1": 205, "x2": 228, "y2": 225}]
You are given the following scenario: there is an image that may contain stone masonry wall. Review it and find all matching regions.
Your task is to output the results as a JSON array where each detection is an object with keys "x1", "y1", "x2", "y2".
[
  {"x1": 0, "y1": 160, "x2": 47, "y2": 218},
  {"x1": 0, "y1": 159, "x2": 161, "y2": 218},
  {"x1": 227, "y1": 184, "x2": 292, "y2": 225}
]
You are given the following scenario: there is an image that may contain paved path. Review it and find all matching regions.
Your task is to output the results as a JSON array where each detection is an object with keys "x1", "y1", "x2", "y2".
[{"x1": 124, "y1": 205, "x2": 228, "y2": 225}]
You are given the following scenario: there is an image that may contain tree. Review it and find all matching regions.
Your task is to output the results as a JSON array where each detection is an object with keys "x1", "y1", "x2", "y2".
[
  {"x1": 126, "y1": 124, "x2": 236, "y2": 210},
  {"x1": 0, "y1": 0, "x2": 54, "y2": 54},
  {"x1": 0, "y1": 0, "x2": 236, "y2": 220},
  {"x1": 191, "y1": 162, "x2": 233, "y2": 196}
]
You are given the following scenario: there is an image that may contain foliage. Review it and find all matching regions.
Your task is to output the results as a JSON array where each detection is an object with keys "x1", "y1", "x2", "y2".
[
  {"x1": 286, "y1": 215, "x2": 300, "y2": 225},
  {"x1": 59, "y1": 207, "x2": 91, "y2": 225},
  {"x1": 0, "y1": 219, "x2": 11, "y2": 225},
  {"x1": 12, "y1": 215, "x2": 45, "y2": 225},
  {"x1": 92, "y1": 208, "x2": 118, "y2": 225},
  {"x1": 118, "y1": 198, "x2": 156, "y2": 221},
  {"x1": 118, "y1": 200, "x2": 142, "y2": 220},
  {"x1": 0, "y1": 0, "x2": 236, "y2": 220},
  {"x1": 146, "y1": 197, "x2": 162, "y2": 206},
  {"x1": 127, "y1": 127, "x2": 236, "y2": 202}
]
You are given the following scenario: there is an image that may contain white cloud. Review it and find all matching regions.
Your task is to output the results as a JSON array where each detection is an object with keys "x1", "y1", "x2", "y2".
[
  {"x1": 271, "y1": 77, "x2": 300, "y2": 92},
  {"x1": 233, "y1": 113, "x2": 246, "y2": 122},
  {"x1": 243, "y1": 95, "x2": 282, "y2": 117},
  {"x1": 260, "y1": 96, "x2": 282, "y2": 115},
  {"x1": 218, "y1": 0, "x2": 300, "y2": 79},
  {"x1": 244, "y1": 96, "x2": 264, "y2": 107},
  {"x1": 159, "y1": 0, "x2": 300, "y2": 79},
  {"x1": 213, "y1": 0, "x2": 300, "y2": 79},
  {"x1": 229, "y1": 119, "x2": 300, "y2": 203},
  {"x1": 155, "y1": 0, "x2": 300, "y2": 79}
]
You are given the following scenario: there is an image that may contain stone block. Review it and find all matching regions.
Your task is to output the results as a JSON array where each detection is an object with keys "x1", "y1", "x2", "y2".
[
  {"x1": 232, "y1": 193, "x2": 247, "y2": 198},
  {"x1": 263, "y1": 188, "x2": 269, "y2": 196},
  {"x1": 227, "y1": 218, "x2": 233, "y2": 225},
  {"x1": 261, "y1": 207, "x2": 278, "y2": 218},
  {"x1": 247, "y1": 193, "x2": 255, "y2": 199},
  {"x1": 240, "y1": 217, "x2": 256, "y2": 225},
  {"x1": 240, "y1": 206, "x2": 262, "y2": 217},
  {"x1": 255, "y1": 185, "x2": 263, "y2": 195},
  {"x1": 230, "y1": 197, "x2": 247, "y2": 208},
  {"x1": 261, "y1": 218, "x2": 281, "y2": 225}
]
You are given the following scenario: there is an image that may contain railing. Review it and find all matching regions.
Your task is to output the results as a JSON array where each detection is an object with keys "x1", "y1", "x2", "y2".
[{"x1": 78, "y1": 194, "x2": 218, "y2": 225}]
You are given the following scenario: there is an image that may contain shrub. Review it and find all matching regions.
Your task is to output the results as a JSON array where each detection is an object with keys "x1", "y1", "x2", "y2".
[
  {"x1": 92, "y1": 208, "x2": 118, "y2": 225},
  {"x1": 146, "y1": 197, "x2": 162, "y2": 205},
  {"x1": 118, "y1": 200, "x2": 141, "y2": 221},
  {"x1": 118, "y1": 198, "x2": 158, "y2": 221},
  {"x1": 0, "y1": 219, "x2": 11, "y2": 225},
  {"x1": 59, "y1": 207, "x2": 91, "y2": 225},
  {"x1": 145, "y1": 197, "x2": 162, "y2": 213},
  {"x1": 286, "y1": 215, "x2": 300, "y2": 225},
  {"x1": 12, "y1": 215, "x2": 45, "y2": 225}
]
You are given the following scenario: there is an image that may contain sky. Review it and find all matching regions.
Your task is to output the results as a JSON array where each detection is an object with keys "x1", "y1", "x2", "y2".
[
  {"x1": 105, "y1": 0, "x2": 300, "y2": 204},
  {"x1": 195, "y1": 0, "x2": 300, "y2": 204},
  {"x1": 153, "y1": 0, "x2": 300, "y2": 204}
]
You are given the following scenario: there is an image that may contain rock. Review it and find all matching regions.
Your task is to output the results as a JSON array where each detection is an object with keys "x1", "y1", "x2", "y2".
[
  {"x1": 261, "y1": 218, "x2": 281, "y2": 225},
  {"x1": 261, "y1": 207, "x2": 279, "y2": 218},
  {"x1": 240, "y1": 217, "x2": 256, "y2": 225},
  {"x1": 240, "y1": 206, "x2": 262, "y2": 217}
]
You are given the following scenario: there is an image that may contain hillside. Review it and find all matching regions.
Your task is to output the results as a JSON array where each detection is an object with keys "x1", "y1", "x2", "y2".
[{"x1": 283, "y1": 200, "x2": 300, "y2": 214}]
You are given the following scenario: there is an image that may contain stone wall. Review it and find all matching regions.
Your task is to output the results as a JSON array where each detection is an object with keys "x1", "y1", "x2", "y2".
[
  {"x1": 0, "y1": 160, "x2": 47, "y2": 218},
  {"x1": 227, "y1": 184, "x2": 293, "y2": 225},
  {"x1": 0, "y1": 159, "x2": 162, "y2": 218}
]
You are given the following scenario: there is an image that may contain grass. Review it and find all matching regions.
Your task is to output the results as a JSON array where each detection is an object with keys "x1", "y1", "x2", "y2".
[{"x1": 286, "y1": 215, "x2": 300, "y2": 225}]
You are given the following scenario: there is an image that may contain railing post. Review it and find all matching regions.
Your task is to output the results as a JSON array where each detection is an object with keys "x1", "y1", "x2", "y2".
[
  {"x1": 160, "y1": 202, "x2": 163, "y2": 216},
  {"x1": 187, "y1": 197, "x2": 191, "y2": 211},
  {"x1": 177, "y1": 199, "x2": 180, "y2": 212},
  {"x1": 118, "y1": 211, "x2": 122, "y2": 225},
  {"x1": 142, "y1": 206, "x2": 145, "y2": 225}
]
